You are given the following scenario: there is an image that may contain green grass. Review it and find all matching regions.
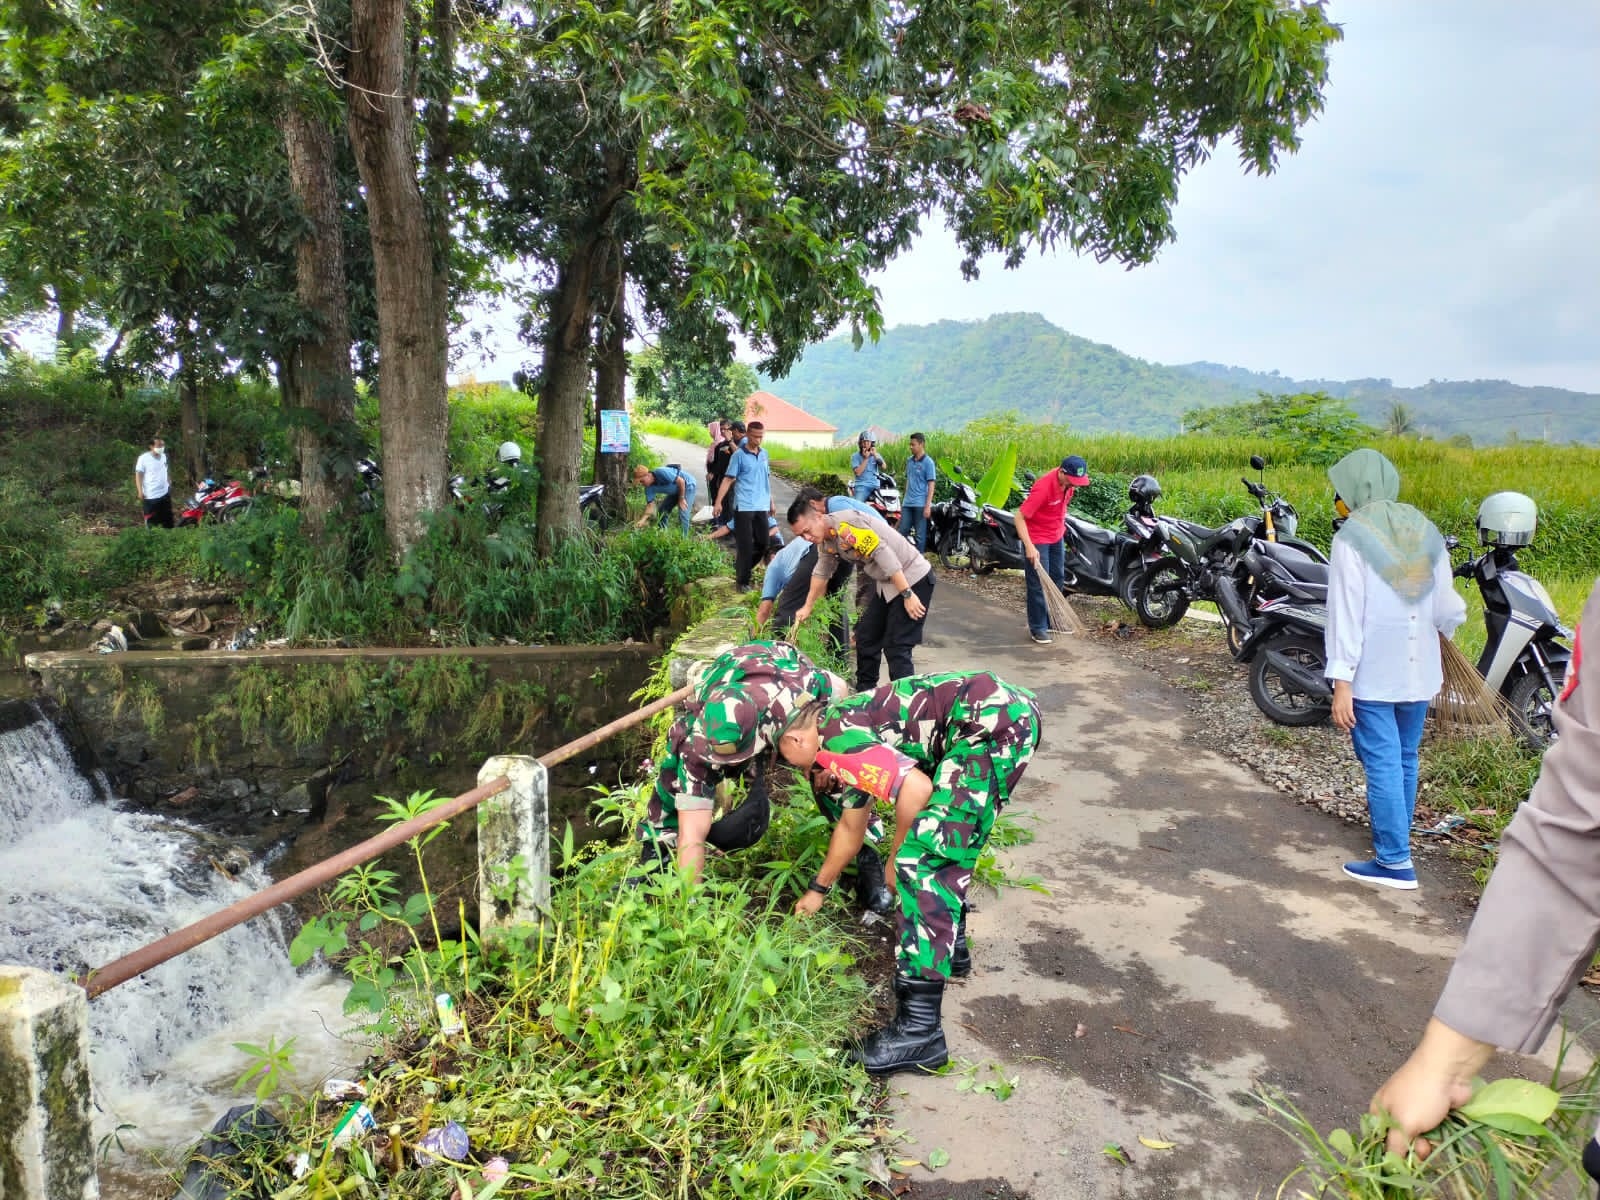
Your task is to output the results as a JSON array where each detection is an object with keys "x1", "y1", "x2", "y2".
[{"x1": 637, "y1": 415, "x2": 714, "y2": 446}]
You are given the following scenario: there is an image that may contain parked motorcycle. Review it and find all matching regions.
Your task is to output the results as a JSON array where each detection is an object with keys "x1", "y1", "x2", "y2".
[
  {"x1": 1239, "y1": 491, "x2": 1570, "y2": 747},
  {"x1": 931, "y1": 467, "x2": 983, "y2": 571},
  {"x1": 1135, "y1": 461, "x2": 1325, "y2": 630},
  {"x1": 176, "y1": 477, "x2": 252, "y2": 525},
  {"x1": 1060, "y1": 475, "x2": 1169, "y2": 611},
  {"x1": 866, "y1": 470, "x2": 902, "y2": 529},
  {"x1": 355, "y1": 456, "x2": 382, "y2": 513}
]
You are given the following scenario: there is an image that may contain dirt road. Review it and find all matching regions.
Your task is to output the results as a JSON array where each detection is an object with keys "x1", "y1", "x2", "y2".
[{"x1": 895, "y1": 581, "x2": 1593, "y2": 1199}]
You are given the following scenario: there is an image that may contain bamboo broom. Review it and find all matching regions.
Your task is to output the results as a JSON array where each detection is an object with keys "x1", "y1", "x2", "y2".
[
  {"x1": 1034, "y1": 561, "x2": 1088, "y2": 637},
  {"x1": 1431, "y1": 633, "x2": 1513, "y2": 736}
]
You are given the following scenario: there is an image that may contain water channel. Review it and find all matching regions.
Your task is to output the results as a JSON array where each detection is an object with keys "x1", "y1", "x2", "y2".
[{"x1": 0, "y1": 700, "x2": 363, "y2": 1195}]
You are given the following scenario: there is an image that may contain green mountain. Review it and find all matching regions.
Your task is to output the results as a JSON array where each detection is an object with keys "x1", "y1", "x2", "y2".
[{"x1": 761, "y1": 312, "x2": 1600, "y2": 444}]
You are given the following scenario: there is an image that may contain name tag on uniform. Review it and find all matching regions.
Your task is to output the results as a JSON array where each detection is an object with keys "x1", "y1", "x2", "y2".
[
  {"x1": 816, "y1": 744, "x2": 915, "y2": 801},
  {"x1": 835, "y1": 521, "x2": 880, "y2": 558}
]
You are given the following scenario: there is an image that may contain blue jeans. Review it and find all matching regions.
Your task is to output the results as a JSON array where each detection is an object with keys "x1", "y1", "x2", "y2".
[
  {"x1": 898, "y1": 507, "x2": 928, "y2": 550},
  {"x1": 852, "y1": 480, "x2": 876, "y2": 502},
  {"x1": 648, "y1": 482, "x2": 695, "y2": 534},
  {"x1": 1349, "y1": 699, "x2": 1430, "y2": 868},
  {"x1": 1023, "y1": 538, "x2": 1066, "y2": 636}
]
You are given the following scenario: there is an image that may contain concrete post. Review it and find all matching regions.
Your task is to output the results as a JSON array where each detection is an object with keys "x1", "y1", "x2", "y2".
[
  {"x1": 476, "y1": 756, "x2": 549, "y2": 937},
  {"x1": 0, "y1": 966, "x2": 98, "y2": 1200}
]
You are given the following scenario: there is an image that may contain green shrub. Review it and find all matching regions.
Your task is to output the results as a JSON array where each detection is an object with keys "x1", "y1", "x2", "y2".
[
  {"x1": 0, "y1": 480, "x2": 72, "y2": 614},
  {"x1": 93, "y1": 525, "x2": 211, "y2": 592}
]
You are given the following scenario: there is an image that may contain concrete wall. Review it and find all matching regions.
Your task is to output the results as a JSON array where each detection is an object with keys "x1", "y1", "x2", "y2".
[{"x1": 25, "y1": 643, "x2": 657, "y2": 818}]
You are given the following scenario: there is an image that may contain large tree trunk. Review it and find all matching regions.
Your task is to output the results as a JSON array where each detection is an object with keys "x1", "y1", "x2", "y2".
[
  {"x1": 50, "y1": 284, "x2": 75, "y2": 350},
  {"x1": 592, "y1": 242, "x2": 630, "y2": 524},
  {"x1": 535, "y1": 247, "x2": 595, "y2": 556},
  {"x1": 281, "y1": 103, "x2": 356, "y2": 538},
  {"x1": 346, "y1": 0, "x2": 449, "y2": 557},
  {"x1": 177, "y1": 356, "x2": 206, "y2": 486}
]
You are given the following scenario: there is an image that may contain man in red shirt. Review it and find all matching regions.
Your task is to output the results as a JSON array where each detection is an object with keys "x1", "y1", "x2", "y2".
[{"x1": 1015, "y1": 455, "x2": 1090, "y2": 644}]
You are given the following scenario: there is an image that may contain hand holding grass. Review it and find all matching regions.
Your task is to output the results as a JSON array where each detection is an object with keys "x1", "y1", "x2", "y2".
[{"x1": 1370, "y1": 1017, "x2": 1495, "y2": 1157}]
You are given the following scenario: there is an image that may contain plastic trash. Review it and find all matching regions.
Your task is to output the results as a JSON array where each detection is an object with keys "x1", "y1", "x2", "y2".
[
  {"x1": 174, "y1": 1105, "x2": 284, "y2": 1200},
  {"x1": 94, "y1": 625, "x2": 128, "y2": 655},
  {"x1": 327, "y1": 1102, "x2": 376, "y2": 1151},
  {"x1": 483, "y1": 1157, "x2": 510, "y2": 1182},
  {"x1": 435, "y1": 992, "x2": 464, "y2": 1037},
  {"x1": 320, "y1": 1079, "x2": 367, "y2": 1102},
  {"x1": 1417, "y1": 813, "x2": 1467, "y2": 836},
  {"x1": 415, "y1": 1120, "x2": 470, "y2": 1167}
]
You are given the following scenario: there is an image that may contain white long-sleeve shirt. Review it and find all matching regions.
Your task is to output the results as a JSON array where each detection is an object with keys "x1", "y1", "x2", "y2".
[{"x1": 1323, "y1": 537, "x2": 1467, "y2": 702}]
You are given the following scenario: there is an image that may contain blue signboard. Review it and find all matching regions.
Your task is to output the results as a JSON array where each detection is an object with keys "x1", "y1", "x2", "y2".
[{"x1": 599, "y1": 409, "x2": 631, "y2": 454}]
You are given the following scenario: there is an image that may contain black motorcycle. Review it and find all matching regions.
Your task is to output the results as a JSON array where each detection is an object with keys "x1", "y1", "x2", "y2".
[
  {"x1": 1230, "y1": 543, "x2": 1335, "y2": 725},
  {"x1": 931, "y1": 468, "x2": 984, "y2": 571},
  {"x1": 1135, "y1": 462, "x2": 1325, "y2": 631}
]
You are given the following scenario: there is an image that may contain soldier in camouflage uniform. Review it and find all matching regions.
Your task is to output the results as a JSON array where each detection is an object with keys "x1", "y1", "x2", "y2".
[
  {"x1": 779, "y1": 670, "x2": 1042, "y2": 1075},
  {"x1": 637, "y1": 641, "x2": 892, "y2": 909}
]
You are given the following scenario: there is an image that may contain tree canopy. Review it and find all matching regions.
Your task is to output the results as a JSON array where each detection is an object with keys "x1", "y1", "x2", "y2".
[{"x1": 0, "y1": 0, "x2": 1342, "y2": 553}]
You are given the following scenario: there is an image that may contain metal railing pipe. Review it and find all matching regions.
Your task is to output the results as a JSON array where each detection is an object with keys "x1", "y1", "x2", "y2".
[{"x1": 82, "y1": 683, "x2": 692, "y2": 999}]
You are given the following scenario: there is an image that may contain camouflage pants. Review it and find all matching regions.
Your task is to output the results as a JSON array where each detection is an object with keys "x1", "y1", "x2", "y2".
[{"x1": 894, "y1": 697, "x2": 1042, "y2": 979}]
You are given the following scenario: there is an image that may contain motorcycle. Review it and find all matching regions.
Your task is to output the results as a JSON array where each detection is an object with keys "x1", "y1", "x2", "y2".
[
  {"x1": 865, "y1": 470, "x2": 902, "y2": 529},
  {"x1": 931, "y1": 467, "x2": 983, "y2": 571},
  {"x1": 176, "y1": 477, "x2": 252, "y2": 525},
  {"x1": 355, "y1": 456, "x2": 382, "y2": 513},
  {"x1": 1450, "y1": 535, "x2": 1571, "y2": 746},
  {"x1": 1135, "y1": 461, "x2": 1325, "y2": 631},
  {"x1": 1060, "y1": 504, "x2": 1165, "y2": 611},
  {"x1": 579, "y1": 482, "x2": 608, "y2": 532},
  {"x1": 1238, "y1": 534, "x2": 1571, "y2": 746}
]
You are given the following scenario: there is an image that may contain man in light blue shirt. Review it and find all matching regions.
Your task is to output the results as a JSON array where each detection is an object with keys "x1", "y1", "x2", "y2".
[
  {"x1": 757, "y1": 487, "x2": 862, "y2": 648},
  {"x1": 898, "y1": 432, "x2": 936, "y2": 550},
  {"x1": 714, "y1": 420, "x2": 773, "y2": 590},
  {"x1": 850, "y1": 431, "x2": 885, "y2": 502}
]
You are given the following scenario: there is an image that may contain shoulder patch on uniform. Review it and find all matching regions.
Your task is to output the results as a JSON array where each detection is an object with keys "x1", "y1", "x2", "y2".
[{"x1": 836, "y1": 520, "x2": 880, "y2": 557}]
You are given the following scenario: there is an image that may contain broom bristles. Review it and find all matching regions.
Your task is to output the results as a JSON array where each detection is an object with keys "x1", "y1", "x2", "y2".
[
  {"x1": 1034, "y1": 561, "x2": 1088, "y2": 637},
  {"x1": 1432, "y1": 634, "x2": 1512, "y2": 736}
]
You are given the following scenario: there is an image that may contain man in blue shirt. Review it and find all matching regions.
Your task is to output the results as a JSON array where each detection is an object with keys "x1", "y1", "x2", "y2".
[
  {"x1": 632, "y1": 464, "x2": 696, "y2": 534},
  {"x1": 850, "y1": 431, "x2": 885, "y2": 502},
  {"x1": 714, "y1": 420, "x2": 773, "y2": 590},
  {"x1": 898, "y1": 433, "x2": 937, "y2": 550}
]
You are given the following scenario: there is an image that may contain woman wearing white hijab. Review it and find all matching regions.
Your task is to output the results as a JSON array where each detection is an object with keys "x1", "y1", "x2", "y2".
[{"x1": 1324, "y1": 448, "x2": 1466, "y2": 890}]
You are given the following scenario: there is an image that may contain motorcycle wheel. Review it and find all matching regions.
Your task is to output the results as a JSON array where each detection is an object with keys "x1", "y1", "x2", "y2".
[
  {"x1": 582, "y1": 503, "x2": 608, "y2": 536},
  {"x1": 937, "y1": 532, "x2": 973, "y2": 572},
  {"x1": 1225, "y1": 617, "x2": 1247, "y2": 657},
  {"x1": 218, "y1": 500, "x2": 250, "y2": 523},
  {"x1": 1504, "y1": 666, "x2": 1563, "y2": 750},
  {"x1": 1248, "y1": 634, "x2": 1332, "y2": 726},
  {"x1": 1135, "y1": 559, "x2": 1190, "y2": 629},
  {"x1": 1116, "y1": 568, "x2": 1142, "y2": 611}
]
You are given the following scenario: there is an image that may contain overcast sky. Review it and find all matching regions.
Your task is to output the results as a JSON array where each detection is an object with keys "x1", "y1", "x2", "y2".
[{"x1": 860, "y1": 0, "x2": 1600, "y2": 392}]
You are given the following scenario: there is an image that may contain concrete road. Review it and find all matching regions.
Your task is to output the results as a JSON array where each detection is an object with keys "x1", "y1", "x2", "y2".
[
  {"x1": 641, "y1": 432, "x2": 800, "y2": 531},
  {"x1": 893, "y1": 581, "x2": 1591, "y2": 1199}
]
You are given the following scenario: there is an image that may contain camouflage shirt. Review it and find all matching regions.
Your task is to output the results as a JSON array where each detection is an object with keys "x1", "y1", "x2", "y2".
[
  {"x1": 656, "y1": 641, "x2": 844, "y2": 812},
  {"x1": 815, "y1": 672, "x2": 1039, "y2": 809}
]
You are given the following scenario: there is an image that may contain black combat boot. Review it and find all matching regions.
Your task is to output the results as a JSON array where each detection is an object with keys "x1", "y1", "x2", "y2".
[
  {"x1": 949, "y1": 904, "x2": 971, "y2": 978},
  {"x1": 852, "y1": 844, "x2": 895, "y2": 914},
  {"x1": 852, "y1": 974, "x2": 948, "y2": 1076}
]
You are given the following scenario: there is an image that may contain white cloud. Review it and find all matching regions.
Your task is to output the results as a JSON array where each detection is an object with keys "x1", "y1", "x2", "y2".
[{"x1": 864, "y1": 0, "x2": 1600, "y2": 392}]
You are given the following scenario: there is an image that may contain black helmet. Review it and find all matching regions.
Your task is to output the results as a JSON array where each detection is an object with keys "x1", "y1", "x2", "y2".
[{"x1": 1128, "y1": 474, "x2": 1162, "y2": 505}]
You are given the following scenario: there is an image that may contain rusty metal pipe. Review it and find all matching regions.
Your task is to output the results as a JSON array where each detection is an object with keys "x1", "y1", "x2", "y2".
[{"x1": 83, "y1": 682, "x2": 693, "y2": 999}]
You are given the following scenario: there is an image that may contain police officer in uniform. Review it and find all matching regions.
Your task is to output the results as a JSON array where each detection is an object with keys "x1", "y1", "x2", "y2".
[{"x1": 778, "y1": 670, "x2": 1042, "y2": 1075}]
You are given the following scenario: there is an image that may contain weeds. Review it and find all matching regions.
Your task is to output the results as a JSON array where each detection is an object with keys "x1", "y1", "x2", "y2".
[
  {"x1": 1262, "y1": 1035, "x2": 1600, "y2": 1198},
  {"x1": 262, "y1": 783, "x2": 879, "y2": 1200}
]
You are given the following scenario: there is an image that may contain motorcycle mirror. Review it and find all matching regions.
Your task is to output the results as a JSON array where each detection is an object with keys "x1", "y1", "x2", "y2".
[
  {"x1": 1444, "y1": 534, "x2": 1460, "y2": 551},
  {"x1": 1249, "y1": 454, "x2": 1265, "y2": 471}
]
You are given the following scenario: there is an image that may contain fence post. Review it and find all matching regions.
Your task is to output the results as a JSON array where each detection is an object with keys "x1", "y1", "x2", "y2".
[
  {"x1": 0, "y1": 966, "x2": 98, "y2": 1200},
  {"x1": 476, "y1": 756, "x2": 549, "y2": 937}
]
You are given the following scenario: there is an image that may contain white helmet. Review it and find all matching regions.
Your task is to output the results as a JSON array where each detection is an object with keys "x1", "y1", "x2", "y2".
[
  {"x1": 1476, "y1": 491, "x2": 1537, "y2": 548},
  {"x1": 496, "y1": 441, "x2": 522, "y2": 466}
]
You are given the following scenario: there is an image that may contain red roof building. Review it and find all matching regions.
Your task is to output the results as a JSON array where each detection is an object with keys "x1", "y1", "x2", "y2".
[{"x1": 742, "y1": 391, "x2": 838, "y2": 449}]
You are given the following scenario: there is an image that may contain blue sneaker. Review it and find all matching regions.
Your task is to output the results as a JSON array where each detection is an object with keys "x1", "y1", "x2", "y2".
[{"x1": 1342, "y1": 860, "x2": 1418, "y2": 890}]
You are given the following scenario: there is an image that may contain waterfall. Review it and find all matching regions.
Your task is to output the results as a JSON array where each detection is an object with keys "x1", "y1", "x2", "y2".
[{"x1": 0, "y1": 701, "x2": 361, "y2": 1156}]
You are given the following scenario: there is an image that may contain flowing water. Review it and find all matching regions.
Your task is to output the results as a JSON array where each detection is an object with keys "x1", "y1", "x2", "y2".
[{"x1": 0, "y1": 701, "x2": 365, "y2": 1184}]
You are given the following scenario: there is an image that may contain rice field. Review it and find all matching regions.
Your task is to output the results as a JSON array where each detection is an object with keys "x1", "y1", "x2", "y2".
[{"x1": 774, "y1": 427, "x2": 1600, "y2": 627}]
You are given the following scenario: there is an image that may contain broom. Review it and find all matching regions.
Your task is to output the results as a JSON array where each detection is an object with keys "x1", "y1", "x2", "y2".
[
  {"x1": 1432, "y1": 633, "x2": 1513, "y2": 737},
  {"x1": 1033, "y1": 561, "x2": 1088, "y2": 637}
]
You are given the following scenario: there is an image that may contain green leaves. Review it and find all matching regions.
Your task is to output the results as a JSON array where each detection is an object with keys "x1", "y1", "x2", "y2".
[{"x1": 1458, "y1": 1078, "x2": 1561, "y2": 1133}]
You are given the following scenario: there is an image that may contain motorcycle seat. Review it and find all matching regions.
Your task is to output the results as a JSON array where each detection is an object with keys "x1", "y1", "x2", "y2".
[
  {"x1": 982, "y1": 504, "x2": 1017, "y2": 527},
  {"x1": 1173, "y1": 518, "x2": 1220, "y2": 539},
  {"x1": 1064, "y1": 515, "x2": 1118, "y2": 548},
  {"x1": 1257, "y1": 540, "x2": 1329, "y2": 584}
]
